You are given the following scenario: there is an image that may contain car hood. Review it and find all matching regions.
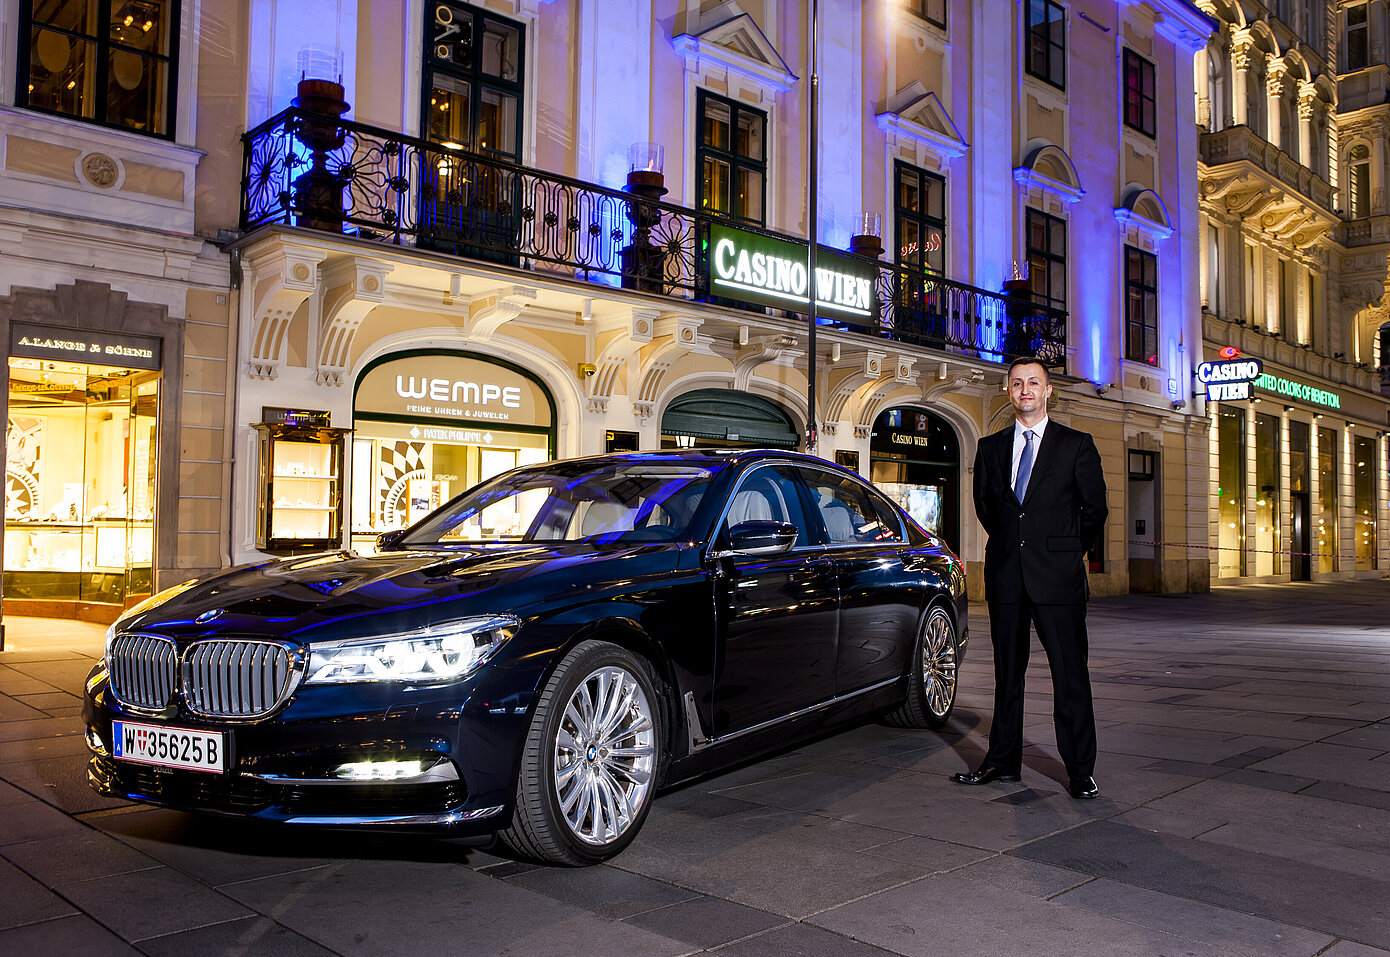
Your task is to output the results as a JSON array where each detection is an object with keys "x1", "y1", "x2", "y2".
[{"x1": 117, "y1": 544, "x2": 686, "y2": 644}]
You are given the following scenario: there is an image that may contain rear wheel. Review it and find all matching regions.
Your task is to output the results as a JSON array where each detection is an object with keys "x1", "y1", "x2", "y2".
[
  {"x1": 499, "y1": 640, "x2": 662, "y2": 865},
  {"x1": 884, "y1": 604, "x2": 959, "y2": 729}
]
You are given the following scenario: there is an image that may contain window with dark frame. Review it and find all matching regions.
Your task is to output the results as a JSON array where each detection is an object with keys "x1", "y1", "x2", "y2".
[
  {"x1": 1125, "y1": 245, "x2": 1158, "y2": 365},
  {"x1": 1123, "y1": 49, "x2": 1156, "y2": 137},
  {"x1": 697, "y1": 89, "x2": 767, "y2": 226},
  {"x1": 1025, "y1": 0, "x2": 1066, "y2": 90},
  {"x1": 423, "y1": 1, "x2": 525, "y2": 161},
  {"x1": 894, "y1": 161, "x2": 946, "y2": 274},
  {"x1": 1347, "y1": 4, "x2": 1369, "y2": 73},
  {"x1": 906, "y1": 0, "x2": 946, "y2": 29},
  {"x1": 18, "y1": 0, "x2": 180, "y2": 139},
  {"x1": 1025, "y1": 208, "x2": 1067, "y2": 310}
]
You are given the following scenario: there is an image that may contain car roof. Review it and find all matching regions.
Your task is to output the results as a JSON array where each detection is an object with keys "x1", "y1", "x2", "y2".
[{"x1": 539, "y1": 448, "x2": 849, "y2": 473}]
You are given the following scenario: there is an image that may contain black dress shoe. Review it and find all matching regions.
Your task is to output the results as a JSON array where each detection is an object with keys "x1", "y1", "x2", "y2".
[
  {"x1": 1068, "y1": 776, "x2": 1099, "y2": 799},
  {"x1": 951, "y1": 766, "x2": 1022, "y2": 786}
]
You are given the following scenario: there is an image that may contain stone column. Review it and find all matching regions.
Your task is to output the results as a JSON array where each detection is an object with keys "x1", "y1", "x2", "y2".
[
  {"x1": 1230, "y1": 33, "x2": 1252, "y2": 128},
  {"x1": 1297, "y1": 82, "x2": 1318, "y2": 173},
  {"x1": 1265, "y1": 57, "x2": 1288, "y2": 152}
]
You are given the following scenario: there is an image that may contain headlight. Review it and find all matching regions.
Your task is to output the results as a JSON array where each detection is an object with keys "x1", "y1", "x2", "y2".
[{"x1": 304, "y1": 615, "x2": 518, "y2": 684}]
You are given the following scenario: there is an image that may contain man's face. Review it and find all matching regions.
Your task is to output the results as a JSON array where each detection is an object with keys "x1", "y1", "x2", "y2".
[{"x1": 1008, "y1": 363, "x2": 1051, "y2": 417}]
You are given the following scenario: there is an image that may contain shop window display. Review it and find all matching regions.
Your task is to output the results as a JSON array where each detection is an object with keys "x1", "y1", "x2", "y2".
[
  {"x1": 1217, "y1": 406, "x2": 1245, "y2": 577},
  {"x1": 5, "y1": 359, "x2": 157, "y2": 608}
]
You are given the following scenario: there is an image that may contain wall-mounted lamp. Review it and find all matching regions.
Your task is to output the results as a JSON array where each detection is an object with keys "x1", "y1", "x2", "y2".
[
  {"x1": 1283, "y1": 405, "x2": 1293, "y2": 412},
  {"x1": 578, "y1": 298, "x2": 592, "y2": 323},
  {"x1": 830, "y1": 342, "x2": 840, "y2": 362},
  {"x1": 738, "y1": 325, "x2": 749, "y2": 346},
  {"x1": 443, "y1": 273, "x2": 462, "y2": 305},
  {"x1": 1346, "y1": 420, "x2": 1355, "y2": 429},
  {"x1": 577, "y1": 362, "x2": 597, "y2": 379},
  {"x1": 938, "y1": 361, "x2": 948, "y2": 381},
  {"x1": 1314, "y1": 412, "x2": 1323, "y2": 419},
  {"x1": 1171, "y1": 399, "x2": 1187, "y2": 411},
  {"x1": 674, "y1": 433, "x2": 696, "y2": 449}
]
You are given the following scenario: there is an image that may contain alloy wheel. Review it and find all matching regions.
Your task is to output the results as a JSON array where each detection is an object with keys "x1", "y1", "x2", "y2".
[
  {"x1": 552, "y1": 664, "x2": 656, "y2": 846},
  {"x1": 921, "y1": 609, "x2": 958, "y2": 719}
]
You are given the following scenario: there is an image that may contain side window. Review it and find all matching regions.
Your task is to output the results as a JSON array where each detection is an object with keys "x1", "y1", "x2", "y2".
[
  {"x1": 867, "y1": 492, "x2": 906, "y2": 544},
  {"x1": 723, "y1": 466, "x2": 810, "y2": 546},
  {"x1": 798, "y1": 471, "x2": 886, "y2": 545}
]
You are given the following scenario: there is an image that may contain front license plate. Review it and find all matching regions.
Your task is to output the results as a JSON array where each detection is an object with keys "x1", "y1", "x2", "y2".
[{"x1": 112, "y1": 720, "x2": 225, "y2": 774}]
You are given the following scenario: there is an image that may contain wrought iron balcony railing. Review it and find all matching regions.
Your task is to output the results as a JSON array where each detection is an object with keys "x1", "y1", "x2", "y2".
[{"x1": 242, "y1": 108, "x2": 1067, "y2": 370}]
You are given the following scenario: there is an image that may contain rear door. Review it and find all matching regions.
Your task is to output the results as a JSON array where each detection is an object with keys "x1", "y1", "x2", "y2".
[
  {"x1": 710, "y1": 464, "x2": 838, "y2": 737},
  {"x1": 795, "y1": 466, "x2": 918, "y2": 695}
]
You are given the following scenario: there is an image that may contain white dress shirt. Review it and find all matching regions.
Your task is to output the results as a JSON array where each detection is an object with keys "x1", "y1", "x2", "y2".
[{"x1": 1010, "y1": 416, "x2": 1049, "y2": 488}]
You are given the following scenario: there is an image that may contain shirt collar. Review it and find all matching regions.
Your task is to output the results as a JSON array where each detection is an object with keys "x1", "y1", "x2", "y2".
[{"x1": 1015, "y1": 416, "x2": 1049, "y2": 441}]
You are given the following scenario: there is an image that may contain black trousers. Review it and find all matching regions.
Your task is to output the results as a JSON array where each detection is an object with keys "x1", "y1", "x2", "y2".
[{"x1": 982, "y1": 595, "x2": 1097, "y2": 778}]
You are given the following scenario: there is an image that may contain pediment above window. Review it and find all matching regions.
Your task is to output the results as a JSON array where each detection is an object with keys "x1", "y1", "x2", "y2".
[
  {"x1": 1115, "y1": 187, "x2": 1174, "y2": 245},
  {"x1": 673, "y1": 11, "x2": 797, "y2": 97},
  {"x1": 1014, "y1": 144, "x2": 1085, "y2": 205},
  {"x1": 876, "y1": 83, "x2": 968, "y2": 166}
]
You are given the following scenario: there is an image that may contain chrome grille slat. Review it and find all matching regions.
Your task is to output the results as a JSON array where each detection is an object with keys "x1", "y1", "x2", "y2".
[
  {"x1": 108, "y1": 634, "x2": 178, "y2": 712},
  {"x1": 107, "y1": 633, "x2": 298, "y2": 721},
  {"x1": 183, "y1": 639, "x2": 296, "y2": 719}
]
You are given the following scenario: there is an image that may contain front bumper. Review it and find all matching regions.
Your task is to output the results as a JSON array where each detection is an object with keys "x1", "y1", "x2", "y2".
[{"x1": 83, "y1": 668, "x2": 535, "y2": 833}]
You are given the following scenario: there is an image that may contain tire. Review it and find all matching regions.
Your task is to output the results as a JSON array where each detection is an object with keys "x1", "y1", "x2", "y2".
[
  {"x1": 498, "y1": 640, "x2": 663, "y2": 865},
  {"x1": 884, "y1": 603, "x2": 959, "y2": 729}
]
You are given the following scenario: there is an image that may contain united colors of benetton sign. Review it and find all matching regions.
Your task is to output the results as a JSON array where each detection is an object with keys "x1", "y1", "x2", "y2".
[{"x1": 708, "y1": 223, "x2": 879, "y2": 321}]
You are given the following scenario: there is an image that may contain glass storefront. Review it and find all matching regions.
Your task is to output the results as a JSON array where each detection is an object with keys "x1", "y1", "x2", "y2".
[
  {"x1": 1253, "y1": 412, "x2": 1280, "y2": 576},
  {"x1": 5, "y1": 359, "x2": 157, "y2": 608},
  {"x1": 1354, "y1": 435, "x2": 1377, "y2": 570},
  {"x1": 1217, "y1": 406, "x2": 1245, "y2": 577},
  {"x1": 1317, "y1": 426, "x2": 1338, "y2": 573},
  {"x1": 349, "y1": 351, "x2": 554, "y2": 553},
  {"x1": 868, "y1": 407, "x2": 959, "y2": 551}
]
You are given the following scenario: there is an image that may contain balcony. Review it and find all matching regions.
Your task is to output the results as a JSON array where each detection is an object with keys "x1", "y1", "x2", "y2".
[
  {"x1": 240, "y1": 109, "x2": 1066, "y2": 372},
  {"x1": 1198, "y1": 126, "x2": 1338, "y2": 245}
]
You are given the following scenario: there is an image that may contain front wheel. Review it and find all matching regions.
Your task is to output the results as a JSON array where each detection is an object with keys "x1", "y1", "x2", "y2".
[
  {"x1": 884, "y1": 604, "x2": 959, "y2": 729},
  {"x1": 498, "y1": 640, "x2": 662, "y2": 865}
]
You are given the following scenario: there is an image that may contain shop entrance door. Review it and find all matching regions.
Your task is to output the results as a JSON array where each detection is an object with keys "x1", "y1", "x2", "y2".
[
  {"x1": 1290, "y1": 491, "x2": 1311, "y2": 581},
  {"x1": 5, "y1": 361, "x2": 158, "y2": 618}
]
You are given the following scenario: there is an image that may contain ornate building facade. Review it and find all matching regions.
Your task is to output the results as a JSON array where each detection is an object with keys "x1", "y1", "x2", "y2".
[{"x1": 1196, "y1": 0, "x2": 1389, "y2": 583}]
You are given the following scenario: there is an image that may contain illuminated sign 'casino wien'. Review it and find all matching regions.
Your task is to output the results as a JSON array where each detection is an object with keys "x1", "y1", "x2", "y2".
[{"x1": 708, "y1": 223, "x2": 879, "y2": 322}]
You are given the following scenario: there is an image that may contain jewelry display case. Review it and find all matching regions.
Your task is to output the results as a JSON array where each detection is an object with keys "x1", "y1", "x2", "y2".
[{"x1": 254, "y1": 411, "x2": 347, "y2": 553}]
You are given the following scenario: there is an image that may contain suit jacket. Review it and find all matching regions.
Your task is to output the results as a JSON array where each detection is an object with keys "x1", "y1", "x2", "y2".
[{"x1": 972, "y1": 420, "x2": 1108, "y2": 605}]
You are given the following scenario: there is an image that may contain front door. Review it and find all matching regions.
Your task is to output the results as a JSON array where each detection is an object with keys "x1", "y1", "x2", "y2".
[
  {"x1": 711, "y1": 464, "x2": 837, "y2": 736},
  {"x1": 1291, "y1": 491, "x2": 1311, "y2": 581}
]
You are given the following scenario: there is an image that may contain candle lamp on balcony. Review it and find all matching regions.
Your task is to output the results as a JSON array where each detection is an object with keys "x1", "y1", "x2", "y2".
[
  {"x1": 292, "y1": 46, "x2": 349, "y2": 232},
  {"x1": 622, "y1": 143, "x2": 668, "y2": 293},
  {"x1": 848, "y1": 211, "x2": 884, "y2": 259}
]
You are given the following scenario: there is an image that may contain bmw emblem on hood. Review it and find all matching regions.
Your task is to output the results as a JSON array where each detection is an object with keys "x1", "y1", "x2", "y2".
[{"x1": 195, "y1": 609, "x2": 225, "y2": 624}]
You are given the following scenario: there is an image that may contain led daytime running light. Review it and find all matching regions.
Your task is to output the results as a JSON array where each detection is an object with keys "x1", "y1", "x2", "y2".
[{"x1": 305, "y1": 616, "x2": 517, "y2": 684}]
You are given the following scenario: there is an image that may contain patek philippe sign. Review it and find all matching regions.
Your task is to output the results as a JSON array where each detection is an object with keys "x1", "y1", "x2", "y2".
[
  {"x1": 707, "y1": 223, "x2": 879, "y2": 321},
  {"x1": 11, "y1": 322, "x2": 162, "y2": 372},
  {"x1": 1196, "y1": 355, "x2": 1262, "y2": 401},
  {"x1": 355, "y1": 354, "x2": 552, "y2": 427}
]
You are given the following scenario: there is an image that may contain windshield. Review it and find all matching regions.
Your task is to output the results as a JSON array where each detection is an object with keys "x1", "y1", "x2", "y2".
[{"x1": 401, "y1": 463, "x2": 716, "y2": 546}]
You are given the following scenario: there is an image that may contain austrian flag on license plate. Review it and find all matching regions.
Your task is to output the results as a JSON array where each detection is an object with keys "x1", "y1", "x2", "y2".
[{"x1": 112, "y1": 720, "x2": 225, "y2": 774}]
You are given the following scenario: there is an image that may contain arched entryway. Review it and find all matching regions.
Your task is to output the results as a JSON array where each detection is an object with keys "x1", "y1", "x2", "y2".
[
  {"x1": 661, "y1": 389, "x2": 799, "y2": 449},
  {"x1": 869, "y1": 406, "x2": 961, "y2": 550}
]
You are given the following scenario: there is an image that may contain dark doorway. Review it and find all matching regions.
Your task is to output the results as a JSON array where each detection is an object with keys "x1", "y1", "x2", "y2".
[{"x1": 1291, "y1": 492, "x2": 1312, "y2": 581}]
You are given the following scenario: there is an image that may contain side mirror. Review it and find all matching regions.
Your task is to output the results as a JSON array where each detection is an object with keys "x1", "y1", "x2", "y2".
[
  {"x1": 726, "y1": 520, "x2": 798, "y2": 556},
  {"x1": 376, "y1": 529, "x2": 408, "y2": 552}
]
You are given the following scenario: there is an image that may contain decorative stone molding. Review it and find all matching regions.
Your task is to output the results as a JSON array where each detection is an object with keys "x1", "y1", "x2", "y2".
[
  {"x1": 80, "y1": 153, "x2": 120, "y2": 188},
  {"x1": 876, "y1": 82, "x2": 969, "y2": 168},
  {"x1": 1014, "y1": 144, "x2": 1085, "y2": 205},
  {"x1": 316, "y1": 257, "x2": 394, "y2": 384},
  {"x1": 732, "y1": 334, "x2": 798, "y2": 391},
  {"x1": 465, "y1": 285, "x2": 537, "y2": 339},
  {"x1": 245, "y1": 245, "x2": 327, "y2": 380},
  {"x1": 672, "y1": 9, "x2": 797, "y2": 98},
  {"x1": 1115, "y1": 187, "x2": 1174, "y2": 246}
]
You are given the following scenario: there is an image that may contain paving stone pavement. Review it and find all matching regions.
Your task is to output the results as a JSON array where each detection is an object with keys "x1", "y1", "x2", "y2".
[{"x1": 1, "y1": 580, "x2": 1388, "y2": 956}]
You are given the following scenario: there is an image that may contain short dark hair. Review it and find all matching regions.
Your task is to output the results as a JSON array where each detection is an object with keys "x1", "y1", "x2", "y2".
[{"x1": 1007, "y1": 356, "x2": 1050, "y2": 385}]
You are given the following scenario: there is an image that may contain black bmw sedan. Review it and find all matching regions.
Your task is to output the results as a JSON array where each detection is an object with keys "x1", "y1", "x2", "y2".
[{"x1": 84, "y1": 449, "x2": 967, "y2": 864}]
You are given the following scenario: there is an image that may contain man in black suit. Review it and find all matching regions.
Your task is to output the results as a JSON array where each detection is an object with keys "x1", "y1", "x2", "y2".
[{"x1": 953, "y1": 357, "x2": 1108, "y2": 799}]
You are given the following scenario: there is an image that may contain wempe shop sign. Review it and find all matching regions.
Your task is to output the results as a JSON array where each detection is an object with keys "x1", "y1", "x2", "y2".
[{"x1": 707, "y1": 223, "x2": 879, "y2": 322}]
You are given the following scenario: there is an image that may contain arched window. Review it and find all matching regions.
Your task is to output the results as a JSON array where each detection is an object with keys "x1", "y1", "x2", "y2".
[
  {"x1": 1349, "y1": 144, "x2": 1371, "y2": 218},
  {"x1": 1206, "y1": 48, "x2": 1225, "y2": 132}
]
